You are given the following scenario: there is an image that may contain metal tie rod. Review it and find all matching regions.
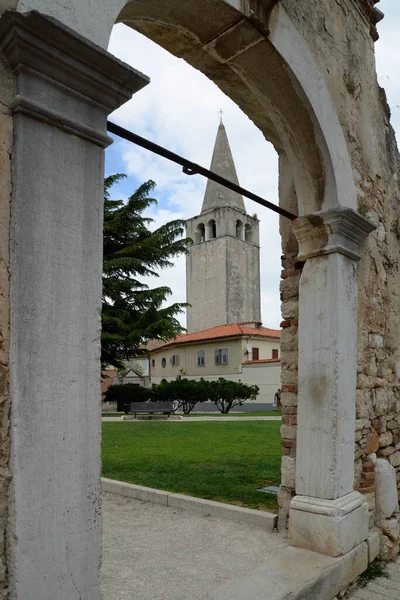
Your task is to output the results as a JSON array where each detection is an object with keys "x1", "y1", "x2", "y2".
[{"x1": 107, "y1": 121, "x2": 297, "y2": 221}]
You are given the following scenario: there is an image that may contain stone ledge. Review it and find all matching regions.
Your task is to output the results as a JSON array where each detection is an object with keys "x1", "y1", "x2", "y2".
[
  {"x1": 208, "y1": 542, "x2": 368, "y2": 600},
  {"x1": 101, "y1": 478, "x2": 277, "y2": 531}
]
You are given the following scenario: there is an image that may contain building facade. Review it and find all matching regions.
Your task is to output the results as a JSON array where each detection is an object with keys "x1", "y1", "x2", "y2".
[{"x1": 151, "y1": 322, "x2": 281, "y2": 409}]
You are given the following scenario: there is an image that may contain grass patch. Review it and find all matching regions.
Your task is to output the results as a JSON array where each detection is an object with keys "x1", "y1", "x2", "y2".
[
  {"x1": 102, "y1": 421, "x2": 281, "y2": 512},
  {"x1": 358, "y1": 562, "x2": 389, "y2": 587}
]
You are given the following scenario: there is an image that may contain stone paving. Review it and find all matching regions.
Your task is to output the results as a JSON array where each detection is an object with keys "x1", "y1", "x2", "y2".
[
  {"x1": 348, "y1": 560, "x2": 400, "y2": 600},
  {"x1": 101, "y1": 492, "x2": 286, "y2": 600}
]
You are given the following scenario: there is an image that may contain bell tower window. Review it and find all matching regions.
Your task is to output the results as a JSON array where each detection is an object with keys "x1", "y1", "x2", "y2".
[
  {"x1": 245, "y1": 223, "x2": 252, "y2": 243},
  {"x1": 195, "y1": 223, "x2": 205, "y2": 243},
  {"x1": 236, "y1": 220, "x2": 243, "y2": 239},
  {"x1": 207, "y1": 219, "x2": 216, "y2": 239}
]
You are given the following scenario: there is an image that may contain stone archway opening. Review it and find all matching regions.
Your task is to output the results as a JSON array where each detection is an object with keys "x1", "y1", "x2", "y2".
[{"x1": 0, "y1": 1, "x2": 392, "y2": 598}]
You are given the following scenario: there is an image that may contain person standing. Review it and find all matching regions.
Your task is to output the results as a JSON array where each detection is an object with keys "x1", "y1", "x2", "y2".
[{"x1": 274, "y1": 388, "x2": 282, "y2": 410}]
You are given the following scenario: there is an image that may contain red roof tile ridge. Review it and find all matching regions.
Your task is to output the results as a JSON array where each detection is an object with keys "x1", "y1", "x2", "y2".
[{"x1": 152, "y1": 322, "x2": 280, "y2": 352}]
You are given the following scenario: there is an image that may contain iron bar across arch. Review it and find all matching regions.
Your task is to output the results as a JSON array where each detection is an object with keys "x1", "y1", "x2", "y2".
[{"x1": 107, "y1": 120, "x2": 298, "y2": 221}]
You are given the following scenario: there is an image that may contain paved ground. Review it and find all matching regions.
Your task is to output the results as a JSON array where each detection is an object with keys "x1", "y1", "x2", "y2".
[
  {"x1": 349, "y1": 559, "x2": 400, "y2": 599},
  {"x1": 101, "y1": 492, "x2": 286, "y2": 600}
]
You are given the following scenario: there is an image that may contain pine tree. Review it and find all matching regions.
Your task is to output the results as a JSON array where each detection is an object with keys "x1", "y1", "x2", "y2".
[{"x1": 102, "y1": 174, "x2": 190, "y2": 369}]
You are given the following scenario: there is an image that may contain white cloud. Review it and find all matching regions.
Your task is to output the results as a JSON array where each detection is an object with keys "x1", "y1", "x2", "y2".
[{"x1": 106, "y1": 3, "x2": 399, "y2": 331}]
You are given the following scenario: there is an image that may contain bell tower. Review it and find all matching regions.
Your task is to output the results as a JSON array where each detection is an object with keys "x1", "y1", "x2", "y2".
[{"x1": 186, "y1": 120, "x2": 261, "y2": 333}]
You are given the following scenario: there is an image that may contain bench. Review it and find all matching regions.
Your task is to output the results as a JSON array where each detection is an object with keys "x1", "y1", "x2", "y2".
[{"x1": 129, "y1": 401, "x2": 175, "y2": 418}]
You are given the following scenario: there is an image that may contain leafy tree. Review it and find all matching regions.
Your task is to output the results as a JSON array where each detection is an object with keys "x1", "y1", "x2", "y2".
[
  {"x1": 152, "y1": 377, "x2": 208, "y2": 414},
  {"x1": 104, "y1": 383, "x2": 151, "y2": 413},
  {"x1": 209, "y1": 378, "x2": 259, "y2": 413},
  {"x1": 152, "y1": 377, "x2": 259, "y2": 414},
  {"x1": 102, "y1": 175, "x2": 191, "y2": 369}
]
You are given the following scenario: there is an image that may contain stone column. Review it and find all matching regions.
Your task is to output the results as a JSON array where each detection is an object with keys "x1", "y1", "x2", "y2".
[
  {"x1": 0, "y1": 12, "x2": 148, "y2": 599},
  {"x1": 289, "y1": 209, "x2": 376, "y2": 557}
]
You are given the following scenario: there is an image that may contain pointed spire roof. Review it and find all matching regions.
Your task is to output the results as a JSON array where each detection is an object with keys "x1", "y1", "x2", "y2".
[{"x1": 201, "y1": 121, "x2": 246, "y2": 213}]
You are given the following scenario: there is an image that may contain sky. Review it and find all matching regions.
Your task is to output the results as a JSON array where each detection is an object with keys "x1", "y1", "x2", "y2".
[{"x1": 105, "y1": 0, "x2": 400, "y2": 331}]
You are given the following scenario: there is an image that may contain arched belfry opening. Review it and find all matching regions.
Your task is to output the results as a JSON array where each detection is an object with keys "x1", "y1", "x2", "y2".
[
  {"x1": 195, "y1": 223, "x2": 205, "y2": 243},
  {"x1": 207, "y1": 219, "x2": 217, "y2": 240},
  {"x1": 236, "y1": 220, "x2": 243, "y2": 239},
  {"x1": 245, "y1": 223, "x2": 252, "y2": 243},
  {"x1": 0, "y1": 1, "x2": 387, "y2": 597}
]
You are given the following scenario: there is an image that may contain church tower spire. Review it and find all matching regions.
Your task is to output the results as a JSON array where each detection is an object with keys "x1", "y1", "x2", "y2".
[
  {"x1": 185, "y1": 121, "x2": 261, "y2": 334},
  {"x1": 201, "y1": 121, "x2": 246, "y2": 214}
]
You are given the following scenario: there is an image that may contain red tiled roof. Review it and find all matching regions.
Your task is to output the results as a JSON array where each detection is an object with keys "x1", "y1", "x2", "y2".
[
  {"x1": 152, "y1": 323, "x2": 280, "y2": 352},
  {"x1": 141, "y1": 339, "x2": 167, "y2": 352},
  {"x1": 243, "y1": 358, "x2": 281, "y2": 364}
]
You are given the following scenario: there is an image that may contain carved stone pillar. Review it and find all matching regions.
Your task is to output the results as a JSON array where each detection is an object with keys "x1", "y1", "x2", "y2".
[
  {"x1": 289, "y1": 209, "x2": 376, "y2": 557},
  {"x1": 0, "y1": 11, "x2": 148, "y2": 599}
]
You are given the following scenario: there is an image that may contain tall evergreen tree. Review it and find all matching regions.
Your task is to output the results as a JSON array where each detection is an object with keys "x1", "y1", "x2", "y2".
[{"x1": 102, "y1": 174, "x2": 190, "y2": 369}]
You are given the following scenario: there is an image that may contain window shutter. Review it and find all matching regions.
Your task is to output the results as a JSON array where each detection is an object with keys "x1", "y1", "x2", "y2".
[
  {"x1": 176, "y1": 355, "x2": 180, "y2": 366},
  {"x1": 215, "y1": 349, "x2": 220, "y2": 365},
  {"x1": 252, "y1": 348, "x2": 259, "y2": 360},
  {"x1": 222, "y1": 348, "x2": 228, "y2": 365}
]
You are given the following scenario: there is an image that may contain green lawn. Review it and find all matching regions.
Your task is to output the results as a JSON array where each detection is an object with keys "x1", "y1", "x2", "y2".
[{"x1": 102, "y1": 421, "x2": 281, "y2": 512}]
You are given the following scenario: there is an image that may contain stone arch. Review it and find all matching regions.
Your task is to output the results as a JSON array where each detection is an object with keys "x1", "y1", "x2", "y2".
[
  {"x1": 14, "y1": 0, "x2": 358, "y2": 216},
  {"x1": 244, "y1": 223, "x2": 252, "y2": 243},
  {"x1": 0, "y1": 1, "x2": 384, "y2": 596},
  {"x1": 235, "y1": 219, "x2": 243, "y2": 239},
  {"x1": 195, "y1": 223, "x2": 205, "y2": 243},
  {"x1": 207, "y1": 219, "x2": 217, "y2": 240}
]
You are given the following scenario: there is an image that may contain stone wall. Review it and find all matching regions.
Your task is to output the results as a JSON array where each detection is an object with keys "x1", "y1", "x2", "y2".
[
  {"x1": 277, "y1": 0, "x2": 400, "y2": 558},
  {"x1": 0, "y1": 4, "x2": 15, "y2": 592}
]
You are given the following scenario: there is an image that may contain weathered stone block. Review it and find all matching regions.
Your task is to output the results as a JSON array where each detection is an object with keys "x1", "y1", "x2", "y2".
[
  {"x1": 366, "y1": 430, "x2": 379, "y2": 453},
  {"x1": 281, "y1": 456, "x2": 296, "y2": 489},
  {"x1": 280, "y1": 425, "x2": 297, "y2": 441},
  {"x1": 375, "y1": 459, "x2": 399, "y2": 521},
  {"x1": 289, "y1": 492, "x2": 369, "y2": 557},
  {"x1": 281, "y1": 392, "x2": 298, "y2": 407},
  {"x1": 380, "y1": 535, "x2": 399, "y2": 562},
  {"x1": 378, "y1": 446, "x2": 395, "y2": 457},
  {"x1": 389, "y1": 451, "x2": 400, "y2": 468},
  {"x1": 367, "y1": 529, "x2": 381, "y2": 562},
  {"x1": 281, "y1": 298, "x2": 298, "y2": 320},
  {"x1": 381, "y1": 518, "x2": 400, "y2": 542},
  {"x1": 378, "y1": 431, "x2": 393, "y2": 447}
]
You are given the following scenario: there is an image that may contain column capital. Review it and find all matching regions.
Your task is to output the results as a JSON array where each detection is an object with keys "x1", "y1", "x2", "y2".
[
  {"x1": 0, "y1": 10, "x2": 149, "y2": 147},
  {"x1": 293, "y1": 208, "x2": 376, "y2": 262}
]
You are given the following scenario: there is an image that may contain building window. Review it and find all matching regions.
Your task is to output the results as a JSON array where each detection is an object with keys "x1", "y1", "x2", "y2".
[
  {"x1": 195, "y1": 223, "x2": 205, "y2": 243},
  {"x1": 161, "y1": 379, "x2": 167, "y2": 384},
  {"x1": 151, "y1": 359, "x2": 155, "y2": 367},
  {"x1": 245, "y1": 223, "x2": 252, "y2": 243},
  {"x1": 207, "y1": 219, "x2": 217, "y2": 239},
  {"x1": 215, "y1": 348, "x2": 228, "y2": 365},
  {"x1": 171, "y1": 354, "x2": 180, "y2": 366},
  {"x1": 161, "y1": 358, "x2": 166, "y2": 368},
  {"x1": 236, "y1": 220, "x2": 243, "y2": 239},
  {"x1": 272, "y1": 349, "x2": 279, "y2": 359},
  {"x1": 252, "y1": 348, "x2": 259, "y2": 360},
  {"x1": 197, "y1": 350, "x2": 205, "y2": 367}
]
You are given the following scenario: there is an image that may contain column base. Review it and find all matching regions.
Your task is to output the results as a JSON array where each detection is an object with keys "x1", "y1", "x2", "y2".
[{"x1": 289, "y1": 491, "x2": 369, "y2": 557}]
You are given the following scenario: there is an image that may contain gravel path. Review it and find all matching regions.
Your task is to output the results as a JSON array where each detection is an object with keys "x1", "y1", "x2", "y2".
[{"x1": 101, "y1": 492, "x2": 286, "y2": 600}]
